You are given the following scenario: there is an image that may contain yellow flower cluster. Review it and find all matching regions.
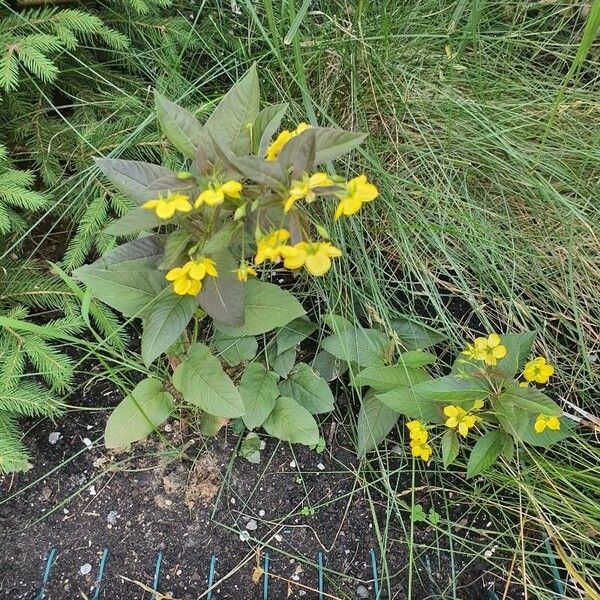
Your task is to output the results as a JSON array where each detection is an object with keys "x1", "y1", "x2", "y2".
[
  {"x1": 195, "y1": 180, "x2": 242, "y2": 207},
  {"x1": 406, "y1": 420, "x2": 432, "y2": 461},
  {"x1": 165, "y1": 257, "x2": 218, "y2": 296},
  {"x1": 462, "y1": 333, "x2": 507, "y2": 366},
  {"x1": 534, "y1": 414, "x2": 561, "y2": 433},
  {"x1": 143, "y1": 192, "x2": 192, "y2": 219},
  {"x1": 236, "y1": 263, "x2": 257, "y2": 282},
  {"x1": 444, "y1": 400, "x2": 483, "y2": 437},
  {"x1": 334, "y1": 175, "x2": 379, "y2": 220},
  {"x1": 265, "y1": 122, "x2": 311, "y2": 161},
  {"x1": 522, "y1": 357, "x2": 554, "y2": 385},
  {"x1": 254, "y1": 229, "x2": 342, "y2": 277}
]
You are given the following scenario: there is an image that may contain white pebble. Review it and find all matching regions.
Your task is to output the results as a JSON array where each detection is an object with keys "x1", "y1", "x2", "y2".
[
  {"x1": 79, "y1": 564, "x2": 92, "y2": 576},
  {"x1": 239, "y1": 531, "x2": 250, "y2": 542},
  {"x1": 82, "y1": 438, "x2": 92, "y2": 447},
  {"x1": 246, "y1": 519, "x2": 258, "y2": 531},
  {"x1": 89, "y1": 485, "x2": 96, "y2": 496},
  {"x1": 289, "y1": 460, "x2": 296, "y2": 468},
  {"x1": 258, "y1": 510, "x2": 265, "y2": 517},
  {"x1": 317, "y1": 463, "x2": 325, "y2": 471},
  {"x1": 48, "y1": 432, "x2": 61, "y2": 445}
]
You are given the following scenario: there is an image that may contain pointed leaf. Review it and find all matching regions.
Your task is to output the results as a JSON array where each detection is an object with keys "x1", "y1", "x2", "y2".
[
  {"x1": 410, "y1": 375, "x2": 490, "y2": 403},
  {"x1": 141, "y1": 293, "x2": 196, "y2": 365},
  {"x1": 312, "y1": 128, "x2": 367, "y2": 164},
  {"x1": 277, "y1": 128, "x2": 316, "y2": 179},
  {"x1": 357, "y1": 393, "x2": 399, "y2": 457},
  {"x1": 353, "y1": 364, "x2": 430, "y2": 392},
  {"x1": 240, "y1": 363, "x2": 280, "y2": 430},
  {"x1": 278, "y1": 363, "x2": 334, "y2": 414},
  {"x1": 321, "y1": 327, "x2": 391, "y2": 367},
  {"x1": 466, "y1": 430, "x2": 511, "y2": 478},
  {"x1": 263, "y1": 396, "x2": 319, "y2": 445},
  {"x1": 205, "y1": 64, "x2": 260, "y2": 154},
  {"x1": 391, "y1": 318, "x2": 446, "y2": 350},
  {"x1": 441, "y1": 429, "x2": 460, "y2": 468},
  {"x1": 105, "y1": 207, "x2": 164, "y2": 236},
  {"x1": 155, "y1": 92, "x2": 204, "y2": 159},
  {"x1": 172, "y1": 343, "x2": 244, "y2": 417},
  {"x1": 105, "y1": 378, "x2": 173, "y2": 449},
  {"x1": 213, "y1": 330, "x2": 258, "y2": 366}
]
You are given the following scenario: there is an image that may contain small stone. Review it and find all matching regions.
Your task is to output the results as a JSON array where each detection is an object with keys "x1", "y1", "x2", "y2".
[
  {"x1": 79, "y1": 564, "x2": 92, "y2": 576},
  {"x1": 165, "y1": 423, "x2": 173, "y2": 432},
  {"x1": 88, "y1": 485, "x2": 96, "y2": 496},
  {"x1": 82, "y1": 438, "x2": 92, "y2": 447},
  {"x1": 274, "y1": 534, "x2": 282, "y2": 542},
  {"x1": 289, "y1": 460, "x2": 296, "y2": 468},
  {"x1": 356, "y1": 585, "x2": 369, "y2": 598},
  {"x1": 230, "y1": 498, "x2": 236, "y2": 504},
  {"x1": 239, "y1": 531, "x2": 250, "y2": 542},
  {"x1": 316, "y1": 463, "x2": 325, "y2": 471},
  {"x1": 48, "y1": 432, "x2": 61, "y2": 445},
  {"x1": 106, "y1": 511, "x2": 118, "y2": 526},
  {"x1": 258, "y1": 509, "x2": 265, "y2": 517},
  {"x1": 41, "y1": 486, "x2": 52, "y2": 500},
  {"x1": 246, "y1": 519, "x2": 258, "y2": 531},
  {"x1": 259, "y1": 441, "x2": 266, "y2": 450}
]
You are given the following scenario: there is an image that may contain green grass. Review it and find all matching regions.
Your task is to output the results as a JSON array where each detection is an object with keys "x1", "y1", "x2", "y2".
[{"x1": 2, "y1": 0, "x2": 599, "y2": 597}]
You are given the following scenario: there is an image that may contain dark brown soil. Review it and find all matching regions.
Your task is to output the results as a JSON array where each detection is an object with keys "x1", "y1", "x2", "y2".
[{"x1": 0, "y1": 380, "x2": 504, "y2": 600}]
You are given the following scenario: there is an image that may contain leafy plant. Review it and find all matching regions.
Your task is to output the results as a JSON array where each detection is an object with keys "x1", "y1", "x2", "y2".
[
  {"x1": 74, "y1": 65, "x2": 377, "y2": 449},
  {"x1": 355, "y1": 329, "x2": 578, "y2": 477}
]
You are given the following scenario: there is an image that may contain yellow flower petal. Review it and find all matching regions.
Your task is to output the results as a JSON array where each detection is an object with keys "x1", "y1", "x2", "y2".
[
  {"x1": 173, "y1": 277, "x2": 191, "y2": 295},
  {"x1": 165, "y1": 267, "x2": 185, "y2": 281},
  {"x1": 156, "y1": 201, "x2": 176, "y2": 219},
  {"x1": 187, "y1": 279, "x2": 201, "y2": 296},
  {"x1": 534, "y1": 416, "x2": 547, "y2": 433},
  {"x1": 445, "y1": 416, "x2": 458, "y2": 429},
  {"x1": 305, "y1": 252, "x2": 332, "y2": 276},
  {"x1": 492, "y1": 344, "x2": 507, "y2": 359},
  {"x1": 188, "y1": 263, "x2": 206, "y2": 280},
  {"x1": 444, "y1": 405, "x2": 459, "y2": 417},
  {"x1": 547, "y1": 417, "x2": 561, "y2": 430},
  {"x1": 221, "y1": 180, "x2": 243, "y2": 199},
  {"x1": 487, "y1": 333, "x2": 501, "y2": 348},
  {"x1": 458, "y1": 422, "x2": 469, "y2": 437},
  {"x1": 143, "y1": 199, "x2": 159, "y2": 209}
]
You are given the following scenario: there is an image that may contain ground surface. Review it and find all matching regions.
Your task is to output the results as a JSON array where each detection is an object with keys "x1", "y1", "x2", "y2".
[{"x1": 0, "y1": 379, "x2": 502, "y2": 599}]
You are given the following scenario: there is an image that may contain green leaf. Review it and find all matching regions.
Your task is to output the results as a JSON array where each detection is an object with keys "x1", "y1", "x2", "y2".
[
  {"x1": 466, "y1": 430, "x2": 511, "y2": 478},
  {"x1": 73, "y1": 268, "x2": 165, "y2": 317},
  {"x1": 321, "y1": 327, "x2": 391, "y2": 367},
  {"x1": 105, "y1": 207, "x2": 164, "y2": 236},
  {"x1": 322, "y1": 313, "x2": 354, "y2": 332},
  {"x1": 213, "y1": 330, "x2": 258, "y2": 367},
  {"x1": 311, "y1": 350, "x2": 348, "y2": 382},
  {"x1": 199, "y1": 412, "x2": 225, "y2": 436},
  {"x1": 441, "y1": 430, "x2": 460, "y2": 468},
  {"x1": 391, "y1": 318, "x2": 446, "y2": 350},
  {"x1": 495, "y1": 331, "x2": 537, "y2": 379},
  {"x1": 278, "y1": 363, "x2": 334, "y2": 415},
  {"x1": 197, "y1": 251, "x2": 244, "y2": 327},
  {"x1": 376, "y1": 390, "x2": 444, "y2": 423},
  {"x1": 398, "y1": 350, "x2": 437, "y2": 369},
  {"x1": 159, "y1": 231, "x2": 192, "y2": 270},
  {"x1": 215, "y1": 279, "x2": 305, "y2": 337},
  {"x1": 357, "y1": 393, "x2": 399, "y2": 457},
  {"x1": 410, "y1": 375, "x2": 490, "y2": 403},
  {"x1": 94, "y1": 158, "x2": 191, "y2": 205},
  {"x1": 312, "y1": 128, "x2": 367, "y2": 164},
  {"x1": 499, "y1": 383, "x2": 562, "y2": 417},
  {"x1": 141, "y1": 293, "x2": 196, "y2": 366},
  {"x1": 239, "y1": 363, "x2": 280, "y2": 430},
  {"x1": 263, "y1": 396, "x2": 319, "y2": 445},
  {"x1": 155, "y1": 92, "x2": 204, "y2": 159},
  {"x1": 255, "y1": 102, "x2": 288, "y2": 155},
  {"x1": 105, "y1": 378, "x2": 173, "y2": 449},
  {"x1": 353, "y1": 364, "x2": 430, "y2": 392},
  {"x1": 172, "y1": 343, "x2": 244, "y2": 417},
  {"x1": 277, "y1": 128, "x2": 316, "y2": 179},
  {"x1": 271, "y1": 347, "x2": 296, "y2": 378},
  {"x1": 76, "y1": 235, "x2": 165, "y2": 271},
  {"x1": 275, "y1": 317, "x2": 317, "y2": 355},
  {"x1": 200, "y1": 221, "x2": 240, "y2": 255},
  {"x1": 205, "y1": 64, "x2": 260, "y2": 154}
]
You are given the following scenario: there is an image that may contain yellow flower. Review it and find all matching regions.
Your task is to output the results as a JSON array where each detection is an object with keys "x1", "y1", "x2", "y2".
[
  {"x1": 444, "y1": 405, "x2": 477, "y2": 438},
  {"x1": 472, "y1": 399, "x2": 485, "y2": 410},
  {"x1": 334, "y1": 175, "x2": 378, "y2": 220},
  {"x1": 254, "y1": 229, "x2": 291, "y2": 265},
  {"x1": 284, "y1": 172, "x2": 334, "y2": 213},
  {"x1": 143, "y1": 192, "x2": 192, "y2": 220},
  {"x1": 280, "y1": 241, "x2": 342, "y2": 276},
  {"x1": 236, "y1": 263, "x2": 257, "y2": 282},
  {"x1": 165, "y1": 257, "x2": 218, "y2": 296},
  {"x1": 410, "y1": 440, "x2": 433, "y2": 461},
  {"x1": 534, "y1": 414, "x2": 561, "y2": 433},
  {"x1": 523, "y1": 357, "x2": 555, "y2": 384},
  {"x1": 461, "y1": 342, "x2": 480, "y2": 359},
  {"x1": 473, "y1": 333, "x2": 507, "y2": 366},
  {"x1": 265, "y1": 122, "x2": 311, "y2": 161},
  {"x1": 195, "y1": 180, "x2": 243, "y2": 208}
]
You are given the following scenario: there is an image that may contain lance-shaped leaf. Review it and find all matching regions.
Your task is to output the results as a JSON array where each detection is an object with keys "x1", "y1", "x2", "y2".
[
  {"x1": 155, "y1": 91, "x2": 204, "y2": 159},
  {"x1": 239, "y1": 363, "x2": 280, "y2": 430},
  {"x1": 263, "y1": 396, "x2": 319, "y2": 446},
  {"x1": 467, "y1": 430, "x2": 512, "y2": 478},
  {"x1": 105, "y1": 207, "x2": 164, "y2": 236},
  {"x1": 321, "y1": 327, "x2": 391, "y2": 367},
  {"x1": 391, "y1": 318, "x2": 447, "y2": 350},
  {"x1": 205, "y1": 64, "x2": 260, "y2": 154},
  {"x1": 172, "y1": 343, "x2": 245, "y2": 417},
  {"x1": 357, "y1": 392, "x2": 399, "y2": 457},
  {"x1": 312, "y1": 128, "x2": 367, "y2": 165},
  {"x1": 197, "y1": 251, "x2": 244, "y2": 327},
  {"x1": 213, "y1": 329, "x2": 258, "y2": 366},
  {"x1": 277, "y1": 128, "x2": 316, "y2": 179},
  {"x1": 255, "y1": 102, "x2": 288, "y2": 155},
  {"x1": 353, "y1": 363, "x2": 430, "y2": 392},
  {"x1": 409, "y1": 375, "x2": 490, "y2": 403},
  {"x1": 94, "y1": 158, "x2": 190, "y2": 205},
  {"x1": 105, "y1": 378, "x2": 173, "y2": 449},
  {"x1": 141, "y1": 292, "x2": 196, "y2": 366}
]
